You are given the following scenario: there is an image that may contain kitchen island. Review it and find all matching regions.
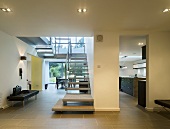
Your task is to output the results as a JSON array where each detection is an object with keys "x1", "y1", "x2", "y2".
[{"x1": 120, "y1": 77, "x2": 146, "y2": 97}]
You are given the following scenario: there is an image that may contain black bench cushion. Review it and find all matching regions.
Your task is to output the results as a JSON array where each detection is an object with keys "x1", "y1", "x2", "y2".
[
  {"x1": 7, "y1": 90, "x2": 39, "y2": 101},
  {"x1": 155, "y1": 100, "x2": 170, "y2": 108}
]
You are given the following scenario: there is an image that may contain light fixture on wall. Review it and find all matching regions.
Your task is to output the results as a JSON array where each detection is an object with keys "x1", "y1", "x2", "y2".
[{"x1": 20, "y1": 56, "x2": 27, "y2": 60}]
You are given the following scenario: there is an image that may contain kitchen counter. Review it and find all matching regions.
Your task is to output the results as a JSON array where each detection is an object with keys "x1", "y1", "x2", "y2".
[
  {"x1": 138, "y1": 80, "x2": 146, "y2": 81},
  {"x1": 120, "y1": 76, "x2": 146, "y2": 78},
  {"x1": 119, "y1": 77, "x2": 146, "y2": 97}
]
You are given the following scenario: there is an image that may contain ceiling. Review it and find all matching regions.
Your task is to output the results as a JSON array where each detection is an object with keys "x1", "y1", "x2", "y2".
[
  {"x1": 0, "y1": 0, "x2": 170, "y2": 37},
  {"x1": 0, "y1": 0, "x2": 169, "y2": 62}
]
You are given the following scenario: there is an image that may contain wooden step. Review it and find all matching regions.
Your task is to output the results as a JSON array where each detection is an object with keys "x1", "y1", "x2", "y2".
[
  {"x1": 52, "y1": 99, "x2": 94, "y2": 111},
  {"x1": 69, "y1": 71, "x2": 89, "y2": 74},
  {"x1": 62, "y1": 94, "x2": 93, "y2": 102},
  {"x1": 68, "y1": 77, "x2": 89, "y2": 80},
  {"x1": 68, "y1": 75, "x2": 89, "y2": 80},
  {"x1": 65, "y1": 88, "x2": 91, "y2": 91},
  {"x1": 70, "y1": 57, "x2": 87, "y2": 60},
  {"x1": 68, "y1": 82, "x2": 90, "y2": 85},
  {"x1": 70, "y1": 53, "x2": 87, "y2": 57},
  {"x1": 69, "y1": 69, "x2": 88, "y2": 71},
  {"x1": 69, "y1": 61, "x2": 87, "y2": 63},
  {"x1": 69, "y1": 73, "x2": 89, "y2": 76},
  {"x1": 70, "y1": 65, "x2": 88, "y2": 67}
]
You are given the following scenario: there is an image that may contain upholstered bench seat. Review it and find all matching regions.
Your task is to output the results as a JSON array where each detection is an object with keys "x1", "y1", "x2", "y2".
[
  {"x1": 155, "y1": 100, "x2": 170, "y2": 109},
  {"x1": 7, "y1": 90, "x2": 39, "y2": 101},
  {"x1": 7, "y1": 86, "x2": 39, "y2": 106}
]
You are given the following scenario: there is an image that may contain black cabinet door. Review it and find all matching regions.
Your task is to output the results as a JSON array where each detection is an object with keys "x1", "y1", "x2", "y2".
[
  {"x1": 138, "y1": 81, "x2": 146, "y2": 107},
  {"x1": 142, "y1": 45, "x2": 146, "y2": 59},
  {"x1": 121, "y1": 78, "x2": 133, "y2": 96}
]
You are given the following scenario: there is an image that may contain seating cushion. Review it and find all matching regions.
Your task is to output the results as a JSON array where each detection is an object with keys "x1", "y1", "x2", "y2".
[
  {"x1": 155, "y1": 100, "x2": 170, "y2": 108},
  {"x1": 7, "y1": 90, "x2": 39, "y2": 101}
]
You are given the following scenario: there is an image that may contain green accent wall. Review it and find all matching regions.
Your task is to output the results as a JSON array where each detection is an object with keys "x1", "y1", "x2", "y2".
[{"x1": 31, "y1": 56, "x2": 42, "y2": 90}]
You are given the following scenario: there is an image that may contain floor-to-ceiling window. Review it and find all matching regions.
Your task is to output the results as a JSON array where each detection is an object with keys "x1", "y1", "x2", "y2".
[{"x1": 49, "y1": 62, "x2": 66, "y2": 83}]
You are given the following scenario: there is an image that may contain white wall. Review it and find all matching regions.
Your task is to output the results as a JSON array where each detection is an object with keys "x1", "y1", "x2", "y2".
[
  {"x1": 94, "y1": 32, "x2": 119, "y2": 111},
  {"x1": 0, "y1": 30, "x2": 37, "y2": 108},
  {"x1": 119, "y1": 61, "x2": 135, "y2": 77},
  {"x1": 85, "y1": 37, "x2": 94, "y2": 96},
  {"x1": 147, "y1": 32, "x2": 170, "y2": 110}
]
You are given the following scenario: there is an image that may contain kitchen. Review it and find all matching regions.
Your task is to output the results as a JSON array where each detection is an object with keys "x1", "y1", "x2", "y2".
[{"x1": 119, "y1": 35, "x2": 147, "y2": 107}]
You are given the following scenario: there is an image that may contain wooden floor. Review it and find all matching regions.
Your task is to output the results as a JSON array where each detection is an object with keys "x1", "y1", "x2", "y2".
[{"x1": 0, "y1": 84, "x2": 170, "y2": 129}]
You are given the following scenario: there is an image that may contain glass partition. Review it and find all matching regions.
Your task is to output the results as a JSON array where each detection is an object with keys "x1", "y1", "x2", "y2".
[{"x1": 49, "y1": 37, "x2": 85, "y2": 54}]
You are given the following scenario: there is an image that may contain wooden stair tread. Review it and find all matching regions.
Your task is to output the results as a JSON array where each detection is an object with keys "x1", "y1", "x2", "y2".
[
  {"x1": 70, "y1": 65, "x2": 88, "y2": 67},
  {"x1": 52, "y1": 99, "x2": 94, "y2": 111},
  {"x1": 70, "y1": 57, "x2": 87, "y2": 60},
  {"x1": 62, "y1": 94, "x2": 94, "y2": 102},
  {"x1": 69, "y1": 61, "x2": 87, "y2": 63},
  {"x1": 68, "y1": 77, "x2": 89, "y2": 79},
  {"x1": 66, "y1": 88, "x2": 91, "y2": 91},
  {"x1": 68, "y1": 82, "x2": 90, "y2": 84}
]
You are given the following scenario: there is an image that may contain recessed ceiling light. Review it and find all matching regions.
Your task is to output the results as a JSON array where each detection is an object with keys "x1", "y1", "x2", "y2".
[
  {"x1": 138, "y1": 42, "x2": 143, "y2": 45},
  {"x1": 77, "y1": 8, "x2": 87, "y2": 13},
  {"x1": 163, "y1": 8, "x2": 170, "y2": 13},
  {"x1": 6, "y1": 8, "x2": 11, "y2": 12},
  {"x1": 83, "y1": 8, "x2": 87, "y2": 12},
  {"x1": 0, "y1": 8, "x2": 12, "y2": 12},
  {"x1": 77, "y1": 9, "x2": 82, "y2": 12},
  {"x1": 1, "y1": 8, "x2": 6, "y2": 12}
]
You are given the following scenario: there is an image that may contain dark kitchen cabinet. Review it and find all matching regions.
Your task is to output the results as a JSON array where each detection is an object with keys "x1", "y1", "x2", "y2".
[
  {"x1": 121, "y1": 78, "x2": 133, "y2": 96},
  {"x1": 138, "y1": 80, "x2": 146, "y2": 107},
  {"x1": 142, "y1": 45, "x2": 146, "y2": 59}
]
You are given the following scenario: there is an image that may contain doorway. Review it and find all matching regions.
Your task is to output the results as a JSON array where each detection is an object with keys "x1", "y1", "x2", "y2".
[{"x1": 119, "y1": 35, "x2": 147, "y2": 108}]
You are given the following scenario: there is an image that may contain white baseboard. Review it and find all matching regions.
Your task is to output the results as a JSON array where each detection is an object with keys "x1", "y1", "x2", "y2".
[
  {"x1": 2, "y1": 104, "x2": 10, "y2": 109},
  {"x1": 145, "y1": 107, "x2": 154, "y2": 111},
  {"x1": 95, "y1": 108, "x2": 120, "y2": 111}
]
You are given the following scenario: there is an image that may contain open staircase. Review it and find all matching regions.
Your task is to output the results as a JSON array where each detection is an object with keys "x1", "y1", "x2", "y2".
[{"x1": 52, "y1": 53, "x2": 94, "y2": 112}]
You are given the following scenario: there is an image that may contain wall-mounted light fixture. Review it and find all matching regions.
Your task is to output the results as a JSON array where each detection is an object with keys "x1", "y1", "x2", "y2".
[{"x1": 20, "y1": 56, "x2": 27, "y2": 60}]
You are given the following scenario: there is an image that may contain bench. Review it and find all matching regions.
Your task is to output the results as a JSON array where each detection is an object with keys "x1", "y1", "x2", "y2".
[
  {"x1": 7, "y1": 86, "x2": 39, "y2": 106},
  {"x1": 155, "y1": 100, "x2": 170, "y2": 110}
]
